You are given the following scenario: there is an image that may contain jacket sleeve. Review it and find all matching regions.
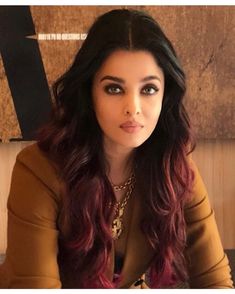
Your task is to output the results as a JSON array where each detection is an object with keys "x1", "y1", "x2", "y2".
[
  {"x1": 0, "y1": 151, "x2": 62, "y2": 288},
  {"x1": 184, "y1": 159, "x2": 234, "y2": 288}
]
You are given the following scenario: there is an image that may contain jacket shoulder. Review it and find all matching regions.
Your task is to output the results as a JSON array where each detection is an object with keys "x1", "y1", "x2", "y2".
[
  {"x1": 16, "y1": 142, "x2": 61, "y2": 196},
  {"x1": 185, "y1": 157, "x2": 208, "y2": 208}
]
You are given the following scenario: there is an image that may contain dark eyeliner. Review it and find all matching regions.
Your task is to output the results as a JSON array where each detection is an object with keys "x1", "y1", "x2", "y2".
[
  {"x1": 103, "y1": 83, "x2": 123, "y2": 94},
  {"x1": 142, "y1": 84, "x2": 159, "y2": 94}
]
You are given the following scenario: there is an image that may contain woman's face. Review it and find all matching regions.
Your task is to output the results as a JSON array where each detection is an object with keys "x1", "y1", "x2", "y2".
[{"x1": 92, "y1": 50, "x2": 165, "y2": 151}]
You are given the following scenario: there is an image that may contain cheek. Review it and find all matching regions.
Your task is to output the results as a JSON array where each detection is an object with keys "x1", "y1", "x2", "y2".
[
  {"x1": 93, "y1": 99, "x2": 117, "y2": 127},
  {"x1": 95, "y1": 102, "x2": 109, "y2": 120},
  {"x1": 146, "y1": 100, "x2": 162, "y2": 123}
]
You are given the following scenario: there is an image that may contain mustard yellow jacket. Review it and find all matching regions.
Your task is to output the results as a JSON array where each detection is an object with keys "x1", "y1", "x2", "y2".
[{"x1": 0, "y1": 143, "x2": 233, "y2": 288}]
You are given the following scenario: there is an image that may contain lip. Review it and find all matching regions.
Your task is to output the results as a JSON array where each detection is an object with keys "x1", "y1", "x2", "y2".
[
  {"x1": 120, "y1": 120, "x2": 143, "y2": 128},
  {"x1": 120, "y1": 120, "x2": 143, "y2": 134}
]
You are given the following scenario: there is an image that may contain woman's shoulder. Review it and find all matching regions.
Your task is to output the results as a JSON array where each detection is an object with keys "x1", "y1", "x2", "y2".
[
  {"x1": 184, "y1": 156, "x2": 211, "y2": 221},
  {"x1": 15, "y1": 142, "x2": 61, "y2": 196},
  {"x1": 187, "y1": 158, "x2": 208, "y2": 202},
  {"x1": 17, "y1": 142, "x2": 55, "y2": 166}
]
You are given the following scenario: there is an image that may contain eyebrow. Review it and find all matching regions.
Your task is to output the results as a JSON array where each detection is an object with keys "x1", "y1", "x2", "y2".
[{"x1": 100, "y1": 75, "x2": 162, "y2": 83}]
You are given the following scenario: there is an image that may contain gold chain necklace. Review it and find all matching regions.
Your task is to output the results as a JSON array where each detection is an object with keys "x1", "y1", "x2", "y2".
[
  {"x1": 111, "y1": 175, "x2": 135, "y2": 240},
  {"x1": 111, "y1": 173, "x2": 135, "y2": 191}
]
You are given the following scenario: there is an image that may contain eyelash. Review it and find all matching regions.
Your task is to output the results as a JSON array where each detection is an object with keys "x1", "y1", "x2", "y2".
[{"x1": 104, "y1": 84, "x2": 159, "y2": 95}]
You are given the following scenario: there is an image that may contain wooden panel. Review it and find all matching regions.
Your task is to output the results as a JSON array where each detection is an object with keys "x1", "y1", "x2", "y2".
[
  {"x1": 0, "y1": 54, "x2": 22, "y2": 142},
  {"x1": 192, "y1": 140, "x2": 235, "y2": 249},
  {"x1": 0, "y1": 140, "x2": 234, "y2": 253}
]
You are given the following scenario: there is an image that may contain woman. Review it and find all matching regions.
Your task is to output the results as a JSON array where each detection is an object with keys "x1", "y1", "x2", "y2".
[{"x1": 0, "y1": 8, "x2": 233, "y2": 288}]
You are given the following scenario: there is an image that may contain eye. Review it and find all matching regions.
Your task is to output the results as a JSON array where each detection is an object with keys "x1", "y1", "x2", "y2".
[
  {"x1": 104, "y1": 84, "x2": 123, "y2": 95},
  {"x1": 141, "y1": 84, "x2": 159, "y2": 95}
]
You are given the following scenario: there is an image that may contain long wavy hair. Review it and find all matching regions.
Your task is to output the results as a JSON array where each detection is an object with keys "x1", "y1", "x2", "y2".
[{"x1": 36, "y1": 8, "x2": 196, "y2": 288}]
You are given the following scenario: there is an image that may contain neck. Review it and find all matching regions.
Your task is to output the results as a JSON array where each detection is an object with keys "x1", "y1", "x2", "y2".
[{"x1": 103, "y1": 139, "x2": 135, "y2": 185}]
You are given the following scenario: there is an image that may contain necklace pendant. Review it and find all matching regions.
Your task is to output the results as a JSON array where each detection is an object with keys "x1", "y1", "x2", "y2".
[
  {"x1": 112, "y1": 217, "x2": 123, "y2": 240},
  {"x1": 118, "y1": 207, "x2": 124, "y2": 217}
]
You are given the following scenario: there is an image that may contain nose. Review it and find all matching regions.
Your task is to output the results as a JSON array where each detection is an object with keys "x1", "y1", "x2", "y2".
[{"x1": 124, "y1": 93, "x2": 141, "y2": 116}]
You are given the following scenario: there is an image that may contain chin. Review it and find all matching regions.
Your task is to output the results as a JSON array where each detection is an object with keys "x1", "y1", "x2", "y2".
[
  {"x1": 119, "y1": 139, "x2": 147, "y2": 149},
  {"x1": 104, "y1": 134, "x2": 149, "y2": 150}
]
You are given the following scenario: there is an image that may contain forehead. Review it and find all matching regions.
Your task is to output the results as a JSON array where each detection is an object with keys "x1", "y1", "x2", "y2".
[{"x1": 94, "y1": 49, "x2": 164, "y2": 82}]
